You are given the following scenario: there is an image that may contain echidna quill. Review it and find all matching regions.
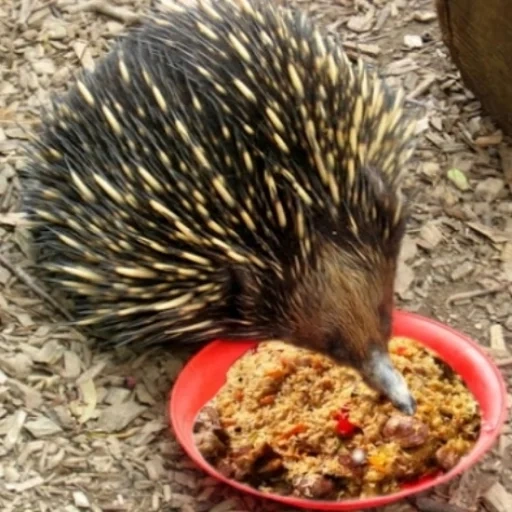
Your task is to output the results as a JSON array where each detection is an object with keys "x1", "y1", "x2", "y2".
[{"x1": 21, "y1": 0, "x2": 418, "y2": 414}]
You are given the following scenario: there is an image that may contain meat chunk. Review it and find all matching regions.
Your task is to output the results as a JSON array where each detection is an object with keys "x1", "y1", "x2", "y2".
[
  {"x1": 293, "y1": 474, "x2": 334, "y2": 499},
  {"x1": 194, "y1": 430, "x2": 228, "y2": 460},
  {"x1": 435, "y1": 443, "x2": 463, "y2": 471},
  {"x1": 382, "y1": 415, "x2": 429, "y2": 448},
  {"x1": 227, "y1": 443, "x2": 283, "y2": 481},
  {"x1": 193, "y1": 405, "x2": 221, "y2": 433},
  {"x1": 194, "y1": 405, "x2": 230, "y2": 459}
]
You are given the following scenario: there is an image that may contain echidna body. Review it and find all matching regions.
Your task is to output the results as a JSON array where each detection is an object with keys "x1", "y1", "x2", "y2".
[{"x1": 21, "y1": 0, "x2": 417, "y2": 413}]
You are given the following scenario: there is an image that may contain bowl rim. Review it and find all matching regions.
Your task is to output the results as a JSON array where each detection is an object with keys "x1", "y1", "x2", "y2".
[{"x1": 169, "y1": 309, "x2": 508, "y2": 510}]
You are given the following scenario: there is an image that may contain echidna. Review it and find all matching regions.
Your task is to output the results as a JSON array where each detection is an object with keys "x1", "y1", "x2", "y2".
[{"x1": 21, "y1": 0, "x2": 418, "y2": 414}]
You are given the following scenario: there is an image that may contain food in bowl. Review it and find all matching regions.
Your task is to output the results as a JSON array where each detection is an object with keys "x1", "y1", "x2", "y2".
[{"x1": 193, "y1": 337, "x2": 481, "y2": 499}]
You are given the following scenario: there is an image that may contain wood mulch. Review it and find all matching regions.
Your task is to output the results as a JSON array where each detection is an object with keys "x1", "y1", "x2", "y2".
[{"x1": 0, "y1": 0, "x2": 510, "y2": 510}]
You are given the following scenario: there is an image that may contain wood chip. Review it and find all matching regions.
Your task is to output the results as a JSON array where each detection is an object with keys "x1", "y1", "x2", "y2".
[
  {"x1": 63, "y1": 350, "x2": 82, "y2": 379},
  {"x1": 467, "y1": 222, "x2": 510, "y2": 244},
  {"x1": 210, "y1": 499, "x2": 240, "y2": 512},
  {"x1": 413, "y1": 11, "x2": 437, "y2": 22},
  {"x1": 72, "y1": 41, "x2": 95, "y2": 71},
  {"x1": 77, "y1": 378, "x2": 98, "y2": 424},
  {"x1": 4, "y1": 410, "x2": 27, "y2": 451},
  {"x1": 5, "y1": 475, "x2": 44, "y2": 492},
  {"x1": 385, "y1": 57, "x2": 419, "y2": 75},
  {"x1": 96, "y1": 402, "x2": 146, "y2": 433},
  {"x1": 499, "y1": 145, "x2": 512, "y2": 189},
  {"x1": 347, "y1": 11, "x2": 374, "y2": 33},
  {"x1": 34, "y1": 340, "x2": 64, "y2": 364},
  {"x1": 451, "y1": 261, "x2": 475, "y2": 281},
  {"x1": 104, "y1": 387, "x2": 131, "y2": 406},
  {"x1": 474, "y1": 131, "x2": 503, "y2": 147},
  {"x1": 404, "y1": 34, "x2": 423, "y2": 48},
  {"x1": 1, "y1": 0, "x2": 511, "y2": 510},
  {"x1": 474, "y1": 178, "x2": 505, "y2": 202},
  {"x1": 399, "y1": 234, "x2": 418, "y2": 264},
  {"x1": 31, "y1": 59, "x2": 56, "y2": 75},
  {"x1": 407, "y1": 74, "x2": 437, "y2": 100},
  {"x1": 490, "y1": 324, "x2": 509, "y2": 356},
  {"x1": 76, "y1": 360, "x2": 108, "y2": 385},
  {"x1": 395, "y1": 262, "x2": 415, "y2": 298},
  {"x1": 73, "y1": 491, "x2": 91, "y2": 508},
  {"x1": 343, "y1": 41, "x2": 381, "y2": 56},
  {"x1": 482, "y1": 482, "x2": 512, "y2": 512},
  {"x1": 66, "y1": 0, "x2": 140, "y2": 24},
  {"x1": 418, "y1": 223, "x2": 444, "y2": 250},
  {"x1": 25, "y1": 416, "x2": 63, "y2": 437}
]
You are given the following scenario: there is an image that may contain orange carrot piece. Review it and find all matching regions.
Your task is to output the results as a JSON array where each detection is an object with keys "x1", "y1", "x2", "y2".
[
  {"x1": 265, "y1": 368, "x2": 287, "y2": 379},
  {"x1": 280, "y1": 423, "x2": 308, "y2": 439},
  {"x1": 259, "y1": 394, "x2": 275, "y2": 405}
]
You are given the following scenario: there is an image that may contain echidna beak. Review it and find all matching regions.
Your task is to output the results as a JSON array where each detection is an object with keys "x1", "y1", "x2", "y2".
[{"x1": 362, "y1": 349, "x2": 417, "y2": 416}]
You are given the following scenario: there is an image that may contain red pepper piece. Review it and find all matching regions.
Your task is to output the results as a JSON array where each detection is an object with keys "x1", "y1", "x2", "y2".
[
  {"x1": 334, "y1": 407, "x2": 357, "y2": 437},
  {"x1": 395, "y1": 346, "x2": 407, "y2": 355}
]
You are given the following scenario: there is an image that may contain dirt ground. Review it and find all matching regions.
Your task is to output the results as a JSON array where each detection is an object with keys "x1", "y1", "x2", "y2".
[{"x1": 0, "y1": 0, "x2": 511, "y2": 511}]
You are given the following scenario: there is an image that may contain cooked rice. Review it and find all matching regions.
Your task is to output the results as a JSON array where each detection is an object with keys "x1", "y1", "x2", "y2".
[{"x1": 194, "y1": 337, "x2": 481, "y2": 499}]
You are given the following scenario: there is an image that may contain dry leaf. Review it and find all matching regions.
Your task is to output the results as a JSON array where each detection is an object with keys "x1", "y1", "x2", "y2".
[{"x1": 447, "y1": 168, "x2": 471, "y2": 191}]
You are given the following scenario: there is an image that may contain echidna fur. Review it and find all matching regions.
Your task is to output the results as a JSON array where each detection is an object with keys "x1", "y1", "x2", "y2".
[{"x1": 20, "y1": 0, "x2": 417, "y2": 384}]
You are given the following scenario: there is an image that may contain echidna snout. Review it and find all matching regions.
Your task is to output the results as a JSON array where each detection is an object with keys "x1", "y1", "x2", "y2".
[
  {"x1": 285, "y1": 242, "x2": 416, "y2": 415},
  {"x1": 363, "y1": 349, "x2": 417, "y2": 415}
]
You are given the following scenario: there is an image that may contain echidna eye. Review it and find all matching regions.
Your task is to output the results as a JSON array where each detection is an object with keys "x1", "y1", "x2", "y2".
[
  {"x1": 326, "y1": 336, "x2": 339, "y2": 354},
  {"x1": 325, "y1": 332, "x2": 349, "y2": 361}
]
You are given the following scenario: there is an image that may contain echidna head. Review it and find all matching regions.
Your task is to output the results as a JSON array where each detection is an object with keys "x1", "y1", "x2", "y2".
[{"x1": 286, "y1": 237, "x2": 416, "y2": 416}]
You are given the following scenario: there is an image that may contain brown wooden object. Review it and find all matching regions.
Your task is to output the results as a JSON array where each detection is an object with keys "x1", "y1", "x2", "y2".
[{"x1": 436, "y1": 0, "x2": 512, "y2": 135}]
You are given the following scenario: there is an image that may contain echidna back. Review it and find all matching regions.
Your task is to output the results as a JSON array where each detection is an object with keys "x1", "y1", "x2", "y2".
[{"x1": 20, "y1": 0, "x2": 416, "y2": 347}]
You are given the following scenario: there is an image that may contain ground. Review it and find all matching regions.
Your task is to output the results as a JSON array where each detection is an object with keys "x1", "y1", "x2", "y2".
[{"x1": 0, "y1": 0, "x2": 510, "y2": 511}]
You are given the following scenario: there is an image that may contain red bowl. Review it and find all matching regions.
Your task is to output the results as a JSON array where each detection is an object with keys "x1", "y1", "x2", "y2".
[{"x1": 169, "y1": 310, "x2": 508, "y2": 510}]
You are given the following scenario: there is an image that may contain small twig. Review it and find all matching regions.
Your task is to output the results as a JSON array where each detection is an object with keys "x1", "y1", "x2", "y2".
[
  {"x1": 496, "y1": 357, "x2": 512, "y2": 367},
  {"x1": 66, "y1": 0, "x2": 141, "y2": 24},
  {"x1": 409, "y1": 496, "x2": 470, "y2": 512},
  {"x1": 0, "y1": 253, "x2": 73, "y2": 321},
  {"x1": 445, "y1": 284, "x2": 509, "y2": 306}
]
